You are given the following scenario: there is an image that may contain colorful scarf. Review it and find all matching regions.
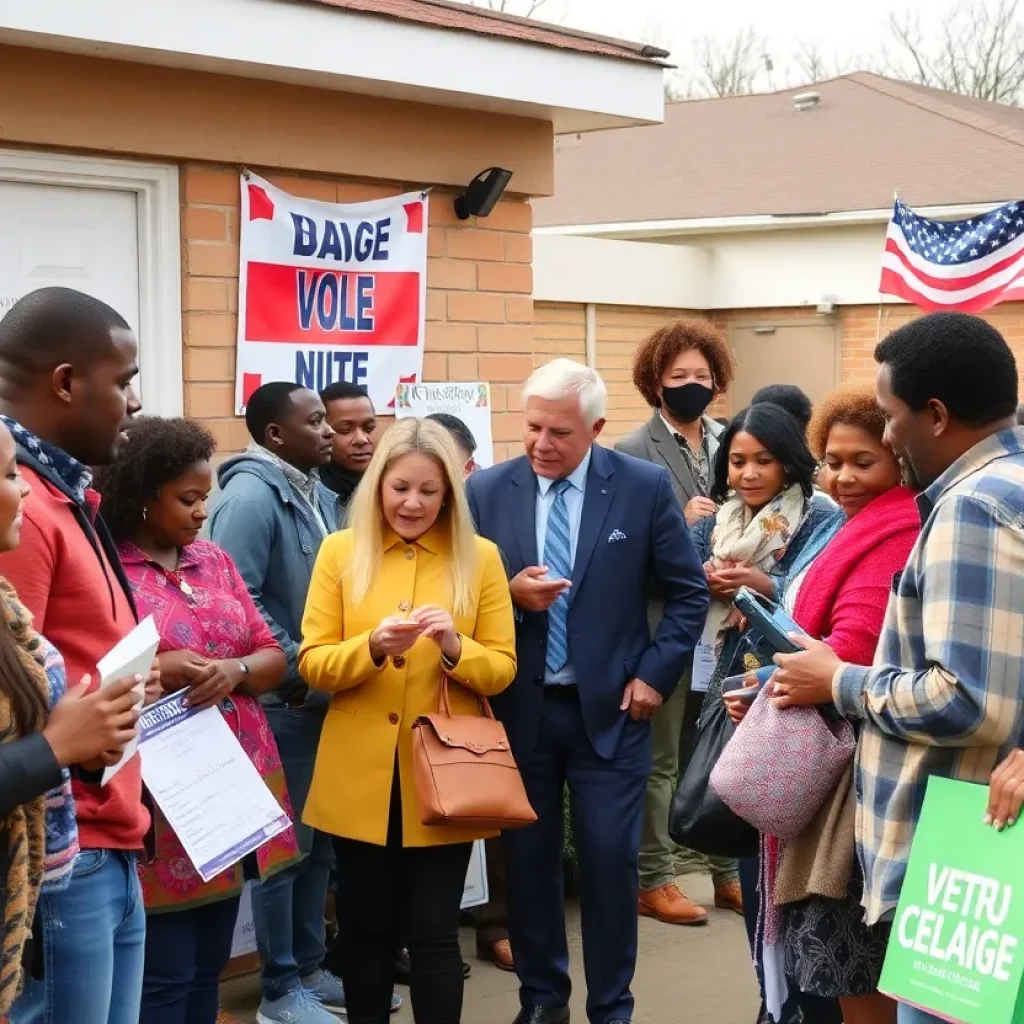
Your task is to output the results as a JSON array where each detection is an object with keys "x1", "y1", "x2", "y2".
[
  {"x1": 701, "y1": 483, "x2": 806, "y2": 657},
  {"x1": 0, "y1": 580, "x2": 77, "y2": 1015}
]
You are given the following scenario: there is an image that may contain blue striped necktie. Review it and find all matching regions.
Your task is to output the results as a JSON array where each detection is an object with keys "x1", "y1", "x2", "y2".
[{"x1": 544, "y1": 479, "x2": 573, "y2": 674}]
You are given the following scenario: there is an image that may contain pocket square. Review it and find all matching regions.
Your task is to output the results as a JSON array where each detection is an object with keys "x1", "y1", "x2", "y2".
[{"x1": 607, "y1": 529, "x2": 627, "y2": 543}]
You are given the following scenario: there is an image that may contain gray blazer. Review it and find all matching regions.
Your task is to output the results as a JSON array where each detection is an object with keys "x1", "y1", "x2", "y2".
[
  {"x1": 615, "y1": 412, "x2": 725, "y2": 507},
  {"x1": 616, "y1": 412, "x2": 723, "y2": 643}
]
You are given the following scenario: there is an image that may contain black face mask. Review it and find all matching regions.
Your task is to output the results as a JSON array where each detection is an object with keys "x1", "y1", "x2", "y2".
[{"x1": 661, "y1": 382, "x2": 714, "y2": 423}]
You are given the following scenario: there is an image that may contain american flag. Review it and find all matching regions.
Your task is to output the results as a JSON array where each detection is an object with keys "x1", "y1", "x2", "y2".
[{"x1": 879, "y1": 199, "x2": 1024, "y2": 313}]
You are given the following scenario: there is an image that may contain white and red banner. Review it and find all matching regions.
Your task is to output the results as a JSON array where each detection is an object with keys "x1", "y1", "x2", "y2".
[{"x1": 234, "y1": 173, "x2": 428, "y2": 413}]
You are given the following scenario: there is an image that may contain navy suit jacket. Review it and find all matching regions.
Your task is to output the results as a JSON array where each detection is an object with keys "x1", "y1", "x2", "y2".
[{"x1": 466, "y1": 444, "x2": 709, "y2": 761}]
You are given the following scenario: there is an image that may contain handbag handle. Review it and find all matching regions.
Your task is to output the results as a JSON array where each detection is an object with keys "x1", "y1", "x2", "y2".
[{"x1": 438, "y1": 673, "x2": 496, "y2": 721}]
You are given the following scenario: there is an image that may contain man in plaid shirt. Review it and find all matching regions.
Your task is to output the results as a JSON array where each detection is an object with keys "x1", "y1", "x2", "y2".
[{"x1": 773, "y1": 312, "x2": 1024, "y2": 1024}]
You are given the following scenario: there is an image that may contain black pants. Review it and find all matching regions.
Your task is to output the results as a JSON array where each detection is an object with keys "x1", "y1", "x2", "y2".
[{"x1": 332, "y1": 775, "x2": 473, "y2": 1024}]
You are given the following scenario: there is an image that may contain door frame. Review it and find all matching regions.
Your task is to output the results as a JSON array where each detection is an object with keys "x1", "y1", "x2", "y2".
[
  {"x1": 0, "y1": 147, "x2": 182, "y2": 415},
  {"x1": 725, "y1": 315, "x2": 841, "y2": 415}
]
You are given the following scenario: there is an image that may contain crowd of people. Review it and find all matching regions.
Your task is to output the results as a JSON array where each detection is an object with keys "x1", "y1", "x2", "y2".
[{"x1": 0, "y1": 284, "x2": 1023, "y2": 1024}]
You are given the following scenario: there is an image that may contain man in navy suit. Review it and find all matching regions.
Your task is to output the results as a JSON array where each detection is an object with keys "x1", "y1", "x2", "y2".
[{"x1": 466, "y1": 359, "x2": 709, "y2": 1024}]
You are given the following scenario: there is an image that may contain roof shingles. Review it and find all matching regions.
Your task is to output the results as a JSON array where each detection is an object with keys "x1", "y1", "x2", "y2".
[
  {"x1": 535, "y1": 72, "x2": 1024, "y2": 227},
  {"x1": 303, "y1": 0, "x2": 663, "y2": 63}
]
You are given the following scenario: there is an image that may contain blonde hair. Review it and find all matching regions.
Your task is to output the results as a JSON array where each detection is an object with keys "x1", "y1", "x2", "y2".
[{"x1": 345, "y1": 417, "x2": 478, "y2": 616}]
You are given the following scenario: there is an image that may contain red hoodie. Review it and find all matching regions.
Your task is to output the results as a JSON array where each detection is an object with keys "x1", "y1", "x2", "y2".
[{"x1": 0, "y1": 466, "x2": 149, "y2": 850}]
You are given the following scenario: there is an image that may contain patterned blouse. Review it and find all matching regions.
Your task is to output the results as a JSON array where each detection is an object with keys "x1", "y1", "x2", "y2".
[{"x1": 119, "y1": 538, "x2": 299, "y2": 913}]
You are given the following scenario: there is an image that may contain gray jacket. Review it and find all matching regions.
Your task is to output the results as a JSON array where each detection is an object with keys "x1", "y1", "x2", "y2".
[
  {"x1": 208, "y1": 454, "x2": 340, "y2": 704},
  {"x1": 616, "y1": 411, "x2": 723, "y2": 645},
  {"x1": 615, "y1": 412, "x2": 725, "y2": 507}
]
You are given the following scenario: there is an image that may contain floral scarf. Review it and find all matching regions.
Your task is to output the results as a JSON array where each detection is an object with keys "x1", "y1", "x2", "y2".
[{"x1": 701, "y1": 483, "x2": 806, "y2": 656}]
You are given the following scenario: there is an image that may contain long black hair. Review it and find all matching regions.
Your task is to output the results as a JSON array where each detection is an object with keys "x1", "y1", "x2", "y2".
[{"x1": 711, "y1": 404, "x2": 818, "y2": 503}]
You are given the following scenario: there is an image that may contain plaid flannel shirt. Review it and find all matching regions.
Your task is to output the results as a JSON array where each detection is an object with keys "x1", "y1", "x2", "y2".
[{"x1": 834, "y1": 427, "x2": 1024, "y2": 926}]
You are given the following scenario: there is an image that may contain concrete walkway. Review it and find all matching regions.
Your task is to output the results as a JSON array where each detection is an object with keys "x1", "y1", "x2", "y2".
[{"x1": 219, "y1": 873, "x2": 760, "y2": 1024}]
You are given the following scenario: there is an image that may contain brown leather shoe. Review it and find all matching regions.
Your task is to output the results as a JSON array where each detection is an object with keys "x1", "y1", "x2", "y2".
[
  {"x1": 479, "y1": 938, "x2": 515, "y2": 972},
  {"x1": 638, "y1": 883, "x2": 709, "y2": 925},
  {"x1": 714, "y1": 879, "x2": 744, "y2": 914}
]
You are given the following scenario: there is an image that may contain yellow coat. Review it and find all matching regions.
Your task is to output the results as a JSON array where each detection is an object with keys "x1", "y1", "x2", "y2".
[{"x1": 299, "y1": 526, "x2": 517, "y2": 847}]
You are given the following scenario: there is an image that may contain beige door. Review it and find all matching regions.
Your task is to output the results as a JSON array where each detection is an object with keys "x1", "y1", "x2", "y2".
[{"x1": 729, "y1": 320, "x2": 840, "y2": 413}]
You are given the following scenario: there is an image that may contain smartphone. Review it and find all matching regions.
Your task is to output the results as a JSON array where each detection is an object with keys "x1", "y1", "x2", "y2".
[
  {"x1": 722, "y1": 666, "x2": 774, "y2": 701},
  {"x1": 733, "y1": 588, "x2": 808, "y2": 656}
]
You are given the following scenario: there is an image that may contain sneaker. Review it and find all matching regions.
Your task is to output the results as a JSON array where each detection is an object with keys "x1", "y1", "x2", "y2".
[
  {"x1": 301, "y1": 968, "x2": 404, "y2": 1016},
  {"x1": 256, "y1": 988, "x2": 338, "y2": 1024},
  {"x1": 638, "y1": 882, "x2": 709, "y2": 925}
]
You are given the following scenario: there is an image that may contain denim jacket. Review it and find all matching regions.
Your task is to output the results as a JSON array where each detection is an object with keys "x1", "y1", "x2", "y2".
[
  {"x1": 209, "y1": 454, "x2": 340, "y2": 705},
  {"x1": 691, "y1": 493, "x2": 844, "y2": 689}
]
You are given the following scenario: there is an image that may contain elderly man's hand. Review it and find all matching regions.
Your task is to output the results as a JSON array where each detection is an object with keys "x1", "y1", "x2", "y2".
[{"x1": 771, "y1": 634, "x2": 843, "y2": 709}]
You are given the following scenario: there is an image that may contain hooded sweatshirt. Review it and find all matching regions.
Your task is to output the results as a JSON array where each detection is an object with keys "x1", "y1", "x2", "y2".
[{"x1": 208, "y1": 451, "x2": 339, "y2": 704}]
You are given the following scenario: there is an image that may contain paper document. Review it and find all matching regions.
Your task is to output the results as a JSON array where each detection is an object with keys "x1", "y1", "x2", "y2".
[
  {"x1": 139, "y1": 691, "x2": 291, "y2": 882},
  {"x1": 99, "y1": 615, "x2": 160, "y2": 784},
  {"x1": 461, "y1": 840, "x2": 489, "y2": 910}
]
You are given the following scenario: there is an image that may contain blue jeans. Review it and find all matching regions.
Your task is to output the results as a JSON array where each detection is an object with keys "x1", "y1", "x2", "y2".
[
  {"x1": 11, "y1": 849, "x2": 146, "y2": 1024},
  {"x1": 140, "y1": 896, "x2": 241, "y2": 1024},
  {"x1": 897, "y1": 1005, "x2": 946, "y2": 1023},
  {"x1": 253, "y1": 701, "x2": 331, "y2": 1000}
]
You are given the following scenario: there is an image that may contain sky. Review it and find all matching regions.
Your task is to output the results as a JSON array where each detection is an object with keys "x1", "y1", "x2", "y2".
[{"x1": 500, "y1": 0, "x2": 988, "y2": 93}]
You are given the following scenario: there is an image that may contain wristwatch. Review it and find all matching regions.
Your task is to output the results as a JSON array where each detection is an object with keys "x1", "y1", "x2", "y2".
[{"x1": 238, "y1": 661, "x2": 250, "y2": 678}]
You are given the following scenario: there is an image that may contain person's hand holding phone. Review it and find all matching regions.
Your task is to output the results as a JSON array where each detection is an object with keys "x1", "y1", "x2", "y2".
[
  {"x1": 369, "y1": 616, "x2": 426, "y2": 664},
  {"x1": 509, "y1": 565, "x2": 571, "y2": 613},
  {"x1": 722, "y1": 672, "x2": 761, "y2": 725}
]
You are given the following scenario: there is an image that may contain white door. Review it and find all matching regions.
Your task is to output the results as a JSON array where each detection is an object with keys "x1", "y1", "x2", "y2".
[{"x1": 0, "y1": 181, "x2": 143, "y2": 398}]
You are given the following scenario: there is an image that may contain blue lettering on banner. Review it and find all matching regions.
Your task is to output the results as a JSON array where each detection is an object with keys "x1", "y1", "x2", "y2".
[
  {"x1": 295, "y1": 350, "x2": 371, "y2": 391},
  {"x1": 290, "y1": 214, "x2": 393, "y2": 263},
  {"x1": 291, "y1": 214, "x2": 318, "y2": 257},
  {"x1": 296, "y1": 271, "x2": 376, "y2": 333}
]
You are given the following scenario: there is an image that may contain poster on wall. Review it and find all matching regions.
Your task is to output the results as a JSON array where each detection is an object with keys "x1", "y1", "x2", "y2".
[
  {"x1": 234, "y1": 172, "x2": 428, "y2": 415},
  {"x1": 394, "y1": 382, "x2": 495, "y2": 469}
]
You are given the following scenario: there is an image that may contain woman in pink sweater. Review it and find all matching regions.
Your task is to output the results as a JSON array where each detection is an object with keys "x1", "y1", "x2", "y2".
[{"x1": 727, "y1": 386, "x2": 920, "y2": 1024}]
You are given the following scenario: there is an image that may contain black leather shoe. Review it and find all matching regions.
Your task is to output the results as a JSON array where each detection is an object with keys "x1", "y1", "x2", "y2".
[{"x1": 513, "y1": 1008, "x2": 570, "y2": 1024}]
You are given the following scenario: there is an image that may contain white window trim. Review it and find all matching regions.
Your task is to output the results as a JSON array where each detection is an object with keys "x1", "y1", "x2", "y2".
[{"x1": 0, "y1": 148, "x2": 182, "y2": 416}]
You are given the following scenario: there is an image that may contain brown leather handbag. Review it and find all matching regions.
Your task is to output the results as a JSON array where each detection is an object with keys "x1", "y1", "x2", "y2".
[{"x1": 411, "y1": 676, "x2": 537, "y2": 831}]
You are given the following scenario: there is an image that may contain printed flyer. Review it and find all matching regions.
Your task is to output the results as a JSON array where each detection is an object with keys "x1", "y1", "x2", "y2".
[
  {"x1": 879, "y1": 776, "x2": 1024, "y2": 1023},
  {"x1": 395, "y1": 381, "x2": 494, "y2": 469}
]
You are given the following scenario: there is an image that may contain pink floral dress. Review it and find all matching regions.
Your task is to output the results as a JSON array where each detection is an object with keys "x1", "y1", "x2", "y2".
[{"x1": 120, "y1": 539, "x2": 300, "y2": 913}]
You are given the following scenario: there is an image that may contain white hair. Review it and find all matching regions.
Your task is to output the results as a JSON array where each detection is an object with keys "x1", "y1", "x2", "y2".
[{"x1": 522, "y1": 358, "x2": 607, "y2": 427}]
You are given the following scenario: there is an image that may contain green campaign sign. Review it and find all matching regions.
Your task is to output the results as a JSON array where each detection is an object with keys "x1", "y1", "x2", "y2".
[{"x1": 880, "y1": 776, "x2": 1024, "y2": 1023}]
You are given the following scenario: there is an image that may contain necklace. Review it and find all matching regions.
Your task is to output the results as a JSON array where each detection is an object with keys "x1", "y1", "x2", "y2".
[{"x1": 165, "y1": 569, "x2": 193, "y2": 598}]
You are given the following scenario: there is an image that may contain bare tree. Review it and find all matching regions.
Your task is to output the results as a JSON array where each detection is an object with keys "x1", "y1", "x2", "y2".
[
  {"x1": 791, "y1": 39, "x2": 853, "y2": 85},
  {"x1": 883, "y1": 0, "x2": 1024, "y2": 104},
  {"x1": 468, "y1": 0, "x2": 554, "y2": 17},
  {"x1": 686, "y1": 27, "x2": 765, "y2": 98}
]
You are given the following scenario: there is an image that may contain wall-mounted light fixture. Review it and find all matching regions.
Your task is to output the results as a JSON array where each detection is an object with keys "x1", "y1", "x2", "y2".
[{"x1": 454, "y1": 167, "x2": 513, "y2": 220}]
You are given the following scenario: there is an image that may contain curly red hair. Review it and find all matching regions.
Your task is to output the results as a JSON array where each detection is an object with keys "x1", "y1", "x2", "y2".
[
  {"x1": 807, "y1": 385, "x2": 887, "y2": 460},
  {"x1": 632, "y1": 319, "x2": 734, "y2": 408}
]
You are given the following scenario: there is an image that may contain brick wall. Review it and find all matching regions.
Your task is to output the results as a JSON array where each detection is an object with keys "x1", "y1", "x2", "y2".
[
  {"x1": 181, "y1": 162, "x2": 541, "y2": 461},
  {"x1": 840, "y1": 302, "x2": 1024, "y2": 387}
]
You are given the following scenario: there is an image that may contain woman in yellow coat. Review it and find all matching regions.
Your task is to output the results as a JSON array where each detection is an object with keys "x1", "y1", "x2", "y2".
[{"x1": 299, "y1": 417, "x2": 517, "y2": 1024}]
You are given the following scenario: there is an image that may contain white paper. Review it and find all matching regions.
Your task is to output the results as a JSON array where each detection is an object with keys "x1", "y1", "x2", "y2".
[
  {"x1": 394, "y1": 382, "x2": 495, "y2": 468},
  {"x1": 99, "y1": 615, "x2": 160, "y2": 784},
  {"x1": 691, "y1": 616, "x2": 719, "y2": 694},
  {"x1": 230, "y1": 882, "x2": 258, "y2": 959},
  {"x1": 461, "y1": 839, "x2": 489, "y2": 910},
  {"x1": 139, "y1": 692, "x2": 291, "y2": 882}
]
